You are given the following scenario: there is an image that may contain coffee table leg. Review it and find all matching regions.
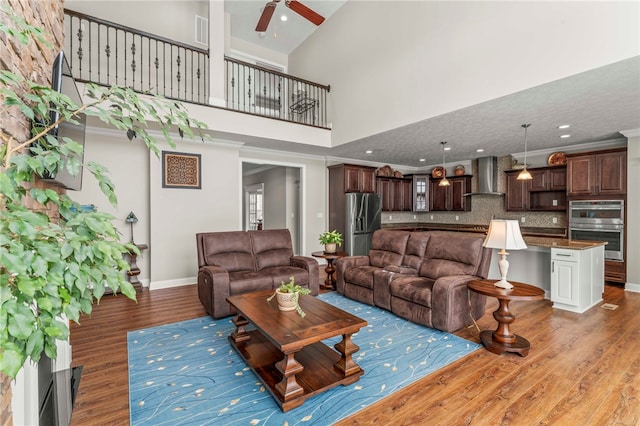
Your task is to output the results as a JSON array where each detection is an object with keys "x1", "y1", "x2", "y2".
[
  {"x1": 230, "y1": 314, "x2": 250, "y2": 343},
  {"x1": 334, "y1": 333, "x2": 362, "y2": 376},
  {"x1": 275, "y1": 352, "x2": 304, "y2": 401}
]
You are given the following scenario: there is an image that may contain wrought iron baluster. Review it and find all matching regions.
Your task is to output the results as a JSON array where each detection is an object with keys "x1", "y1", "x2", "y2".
[
  {"x1": 105, "y1": 28, "x2": 111, "y2": 83},
  {"x1": 130, "y1": 38, "x2": 136, "y2": 87},
  {"x1": 154, "y1": 42, "x2": 159, "y2": 95},
  {"x1": 97, "y1": 23, "x2": 101, "y2": 83},
  {"x1": 76, "y1": 25, "x2": 83, "y2": 74},
  {"x1": 247, "y1": 73, "x2": 252, "y2": 111},
  {"x1": 87, "y1": 19, "x2": 92, "y2": 81}
]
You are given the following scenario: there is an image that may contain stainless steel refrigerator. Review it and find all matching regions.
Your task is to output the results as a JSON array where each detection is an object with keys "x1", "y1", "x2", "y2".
[{"x1": 344, "y1": 193, "x2": 382, "y2": 256}]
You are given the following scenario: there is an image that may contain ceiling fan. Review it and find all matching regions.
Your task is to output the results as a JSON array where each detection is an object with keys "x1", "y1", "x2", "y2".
[{"x1": 255, "y1": 0, "x2": 325, "y2": 32}]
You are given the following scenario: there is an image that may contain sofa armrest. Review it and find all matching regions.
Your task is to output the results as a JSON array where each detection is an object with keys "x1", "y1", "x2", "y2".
[
  {"x1": 291, "y1": 256, "x2": 320, "y2": 296},
  {"x1": 335, "y1": 256, "x2": 370, "y2": 294},
  {"x1": 431, "y1": 275, "x2": 487, "y2": 332},
  {"x1": 197, "y1": 265, "x2": 233, "y2": 319}
]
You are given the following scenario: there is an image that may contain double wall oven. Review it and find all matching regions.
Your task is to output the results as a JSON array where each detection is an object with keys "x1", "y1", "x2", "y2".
[{"x1": 569, "y1": 200, "x2": 624, "y2": 261}]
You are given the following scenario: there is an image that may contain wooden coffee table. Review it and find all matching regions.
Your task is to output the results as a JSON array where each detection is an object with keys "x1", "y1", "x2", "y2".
[{"x1": 226, "y1": 290, "x2": 367, "y2": 412}]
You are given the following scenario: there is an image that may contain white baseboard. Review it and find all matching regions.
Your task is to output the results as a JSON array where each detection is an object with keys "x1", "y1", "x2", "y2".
[
  {"x1": 625, "y1": 282, "x2": 640, "y2": 293},
  {"x1": 150, "y1": 276, "x2": 196, "y2": 290}
]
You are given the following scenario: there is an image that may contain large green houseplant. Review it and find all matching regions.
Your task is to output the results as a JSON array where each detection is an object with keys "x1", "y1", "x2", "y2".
[{"x1": 0, "y1": 8, "x2": 207, "y2": 379}]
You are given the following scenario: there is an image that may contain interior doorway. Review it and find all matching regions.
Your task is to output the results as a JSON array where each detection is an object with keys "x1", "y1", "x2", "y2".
[
  {"x1": 244, "y1": 183, "x2": 264, "y2": 230},
  {"x1": 242, "y1": 162, "x2": 302, "y2": 254}
]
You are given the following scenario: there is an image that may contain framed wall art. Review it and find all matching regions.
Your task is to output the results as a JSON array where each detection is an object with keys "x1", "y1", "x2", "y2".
[{"x1": 162, "y1": 151, "x2": 201, "y2": 189}]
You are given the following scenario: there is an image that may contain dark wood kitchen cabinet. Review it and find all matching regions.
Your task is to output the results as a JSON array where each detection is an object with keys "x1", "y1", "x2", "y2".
[
  {"x1": 429, "y1": 176, "x2": 471, "y2": 212},
  {"x1": 529, "y1": 166, "x2": 566, "y2": 191},
  {"x1": 505, "y1": 171, "x2": 530, "y2": 211},
  {"x1": 505, "y1": 166, "x2": 567, "y2": 211},
  {"x1": 566, "y1": 148, "x2": 627, "y2": 197},
  {"x1": 376, "y1": 177, "x2": 412, "y2": 211},
  {"x1": 329, "y1": 164, "x2": 376, "y2": 194}
]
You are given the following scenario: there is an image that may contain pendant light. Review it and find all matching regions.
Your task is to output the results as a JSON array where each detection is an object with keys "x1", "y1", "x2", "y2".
[
  {"x1": 517, "y1": 124, "x2": 532, "y2": 180},
  {"x1": 439, "y1": 141, "x2": 450, "y2": 187}
]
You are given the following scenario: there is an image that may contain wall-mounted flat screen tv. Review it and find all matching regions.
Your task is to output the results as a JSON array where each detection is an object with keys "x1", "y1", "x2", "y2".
[{"x1": 39, "y1": 51, "x2": 86, "y2": 191}]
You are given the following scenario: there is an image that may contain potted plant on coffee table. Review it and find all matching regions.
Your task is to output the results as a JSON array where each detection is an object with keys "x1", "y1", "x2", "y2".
[
  {"x1": 267, "y1": 277, "x2": 311, "y2": 317},
  {"x1": 319, "y1": 229, "x2": 343, "y2": 253}
]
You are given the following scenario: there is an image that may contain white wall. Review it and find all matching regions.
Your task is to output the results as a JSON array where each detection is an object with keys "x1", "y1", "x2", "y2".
[
  {"x1": 623, "y1": 130, "x2": 640, "y2": 292},
  {"x1": 71, "y1": 125, "x2": 152, "y2": 285},
  {"x1": 66, "y1": 0, "x2": 208, "y2": 48},
  {"x1": 289, "y1": 1, "x2": 640, "y2": 146},
  {"x1": 149, "y1": 140, "x2": 241, "y2": 289}
]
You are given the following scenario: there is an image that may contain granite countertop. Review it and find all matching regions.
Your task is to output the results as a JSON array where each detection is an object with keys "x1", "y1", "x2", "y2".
[
  {"x1": 524, "y1": 237, "x2": 606, "y2": 250},
  {"x1": 382, "y1": 223, "x2": 566, "y2": 238},
  {"x1": 382, "y1": 223, "x2": 605, "y2": 250}
]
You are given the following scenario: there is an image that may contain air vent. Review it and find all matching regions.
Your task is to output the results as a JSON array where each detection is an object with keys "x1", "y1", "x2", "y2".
[{"x1": 195, "y1": 15, "x2": 208, "y2": 46}]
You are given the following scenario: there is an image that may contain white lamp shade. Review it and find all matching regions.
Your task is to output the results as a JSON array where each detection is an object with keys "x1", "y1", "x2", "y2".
[{"x1": 483, "y1": 219, "x2": 527, "y2": 250}]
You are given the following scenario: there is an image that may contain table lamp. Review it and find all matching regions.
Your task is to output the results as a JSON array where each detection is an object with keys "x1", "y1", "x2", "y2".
[
  {"x1": 483, "y1": 219, "x2": 527, "y2": 289},
  {"x1": 125, "y1": 211, "x2": 138, "y2": 243}
]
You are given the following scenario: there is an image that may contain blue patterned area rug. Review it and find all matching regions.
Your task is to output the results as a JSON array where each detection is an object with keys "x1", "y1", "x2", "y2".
[{"x1": 128, "y1": 292, "x2": 480, "y2": 425}]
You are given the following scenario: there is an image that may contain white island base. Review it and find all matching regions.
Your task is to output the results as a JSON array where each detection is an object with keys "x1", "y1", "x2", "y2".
[
  {"x1": 550, "y1": 245, "x2": 605, "y2": 313},
  {"x1": 486, "y1": 240, "x2": 605, "y2": 314}
]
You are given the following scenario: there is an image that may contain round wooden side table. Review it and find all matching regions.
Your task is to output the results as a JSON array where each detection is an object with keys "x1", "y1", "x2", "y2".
[
  {"x1": 311, "y1": 251, "x2": 347, "y2": 290},
  {"x1": 467, "y1": 279, "x2": 545, "y2": 357}
]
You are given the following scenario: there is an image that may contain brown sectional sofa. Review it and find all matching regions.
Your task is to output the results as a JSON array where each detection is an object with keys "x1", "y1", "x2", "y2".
[
  {"x1": 196, "y1": 229, "x2": 319, "y2": 318},
  {"x1": 336, "y1": 229, "x2": 492, "y2": 332}
]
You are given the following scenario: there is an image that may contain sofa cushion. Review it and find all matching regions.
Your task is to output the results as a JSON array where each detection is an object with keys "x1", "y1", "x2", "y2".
[
  {"x1": 201, "y1": 232, "x2": 255, "y2": 272},
  {"x1": 343, "y1": 265, "x2": 380, "y2": 290},
  {"x1": 401, "y1": 232, "x2": 430, "y2": 270},
  {"x1": 228, "y1": 271, "x2": 273, "y2": 294},
  {"x1": 250, "y1": 229, "x2": 294, "y2": 270},
  {"x1": 390, "y1": 276, "x2": 436, "y2": 307},
  {"x1": 369, "y1": 230, "x2": 410, "y2": 268},
  {"x1": 420, "y1": 235, "x2": 483, "y2": 280},
  {"x1": 263, "y1": 266, "x2": 311, "y2": 288}
]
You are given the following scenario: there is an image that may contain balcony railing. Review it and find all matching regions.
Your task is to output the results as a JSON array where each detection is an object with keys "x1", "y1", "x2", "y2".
[
  {"x1": 63, "y1": 9, "x2": 330, "y2": 129},
  {"x1": 225, "y1": 57, "x2": 330, "y2": 128}
]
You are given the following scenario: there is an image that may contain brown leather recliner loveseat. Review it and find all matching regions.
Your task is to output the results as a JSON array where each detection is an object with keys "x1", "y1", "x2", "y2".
[
  {"x1": 196, "y1": 229, "x2": 319, "y2": 318},
  {"x1": 335, "y1": 229, "x2": 491, "y2": 332}
]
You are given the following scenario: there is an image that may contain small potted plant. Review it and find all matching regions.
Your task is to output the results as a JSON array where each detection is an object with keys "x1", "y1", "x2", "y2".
[
  {"x1": 319, "y1": 229, "x2": 343, "y2": 253},
  {"x1": 267, "y1": 277, "x2": 311, "y2": 317}
]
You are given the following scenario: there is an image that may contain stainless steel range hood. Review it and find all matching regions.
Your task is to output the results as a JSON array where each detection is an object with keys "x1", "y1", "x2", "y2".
[{"x1": 464, "y1": 156, "x2": 503, "y2": 196}]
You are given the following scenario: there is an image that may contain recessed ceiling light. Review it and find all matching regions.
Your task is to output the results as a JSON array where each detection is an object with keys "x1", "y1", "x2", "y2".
[
  {"x1": 560, "y1": 134, "x2": 571, "y2": 138},
  {"x1": 365, "y1": 150, "x2": 373, "y2": 154},
  {"x1": 419, "y1": 158, "x2": 426, "y2": 162},
  {"x1": 281, "y1": 15, "x2": 288, "y2": 21},
  {"x1": 558, "y1": 124, "x2": 570, "y2": 129},
  {"x1": 477, "y1": 148, "x2": 484, "y2": 153}
]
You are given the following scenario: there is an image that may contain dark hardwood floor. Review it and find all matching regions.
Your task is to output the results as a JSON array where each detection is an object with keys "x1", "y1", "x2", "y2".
[{"x1": 69, "y1": 281, "x2": 640, "y2": 425}]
